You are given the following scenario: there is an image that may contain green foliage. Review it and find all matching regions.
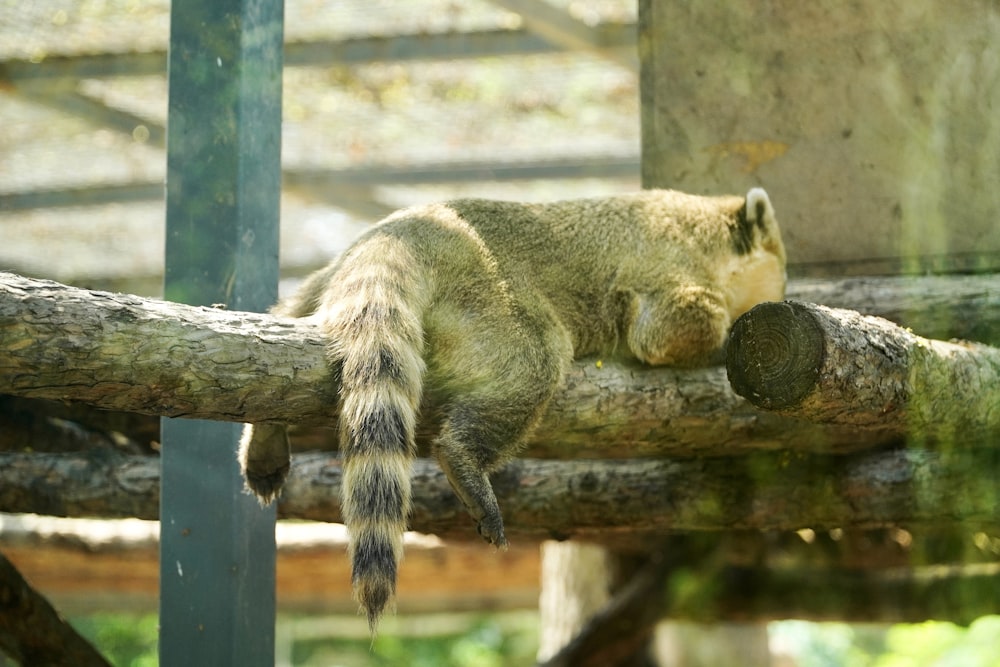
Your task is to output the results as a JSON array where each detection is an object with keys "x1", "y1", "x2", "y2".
[
  {"x1": 291, "y1": 617, "x2": 537, "y2": 667},
  {"x1": 70, "y1": 612, "x2": 1000, "y2": 666},
  {"x1": 70, "y1": 613, "x2": 158, "y2": 667},
  {"x1": 771, "y1": 617, "x2": 1000, "y2": 667}
]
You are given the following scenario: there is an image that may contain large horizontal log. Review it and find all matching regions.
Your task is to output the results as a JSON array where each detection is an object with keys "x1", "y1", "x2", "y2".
[
  {"x1": 2, "y1": 449, "x2": 998, "y2": 540},
  {"x1": 727, "y1": 301, "x2": 1000, "y2": 444},
  {"x1": 5, "y1": 272, "x2": 999, "y2": 458},
  {"x1": 0, "y1": 272, "x2": 852, "y2": 457},
  {"x1": 0, "y1": 272, "x2": 338, "y2": 425},
  {"x1": 3, "y1": 273, "x2": 997, "y2": 459}
]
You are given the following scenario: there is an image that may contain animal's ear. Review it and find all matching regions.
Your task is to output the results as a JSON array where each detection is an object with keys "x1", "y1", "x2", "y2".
[
  {"x1": 731, "y1": 188, "x2": 780, "y2": 256},
  {"x1": 745, "y1": 188, "x2": 775, "y2": 228}
]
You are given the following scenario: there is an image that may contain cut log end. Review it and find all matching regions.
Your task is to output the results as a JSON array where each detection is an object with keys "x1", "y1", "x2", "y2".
[{"x1": 726, "y1": 301, "x2": 826, "y2": 410}]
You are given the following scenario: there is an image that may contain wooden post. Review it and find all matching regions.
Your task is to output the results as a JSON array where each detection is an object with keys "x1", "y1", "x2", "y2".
[{"x1": 160, "y1": 1, "x2": 283, "y2": 665}]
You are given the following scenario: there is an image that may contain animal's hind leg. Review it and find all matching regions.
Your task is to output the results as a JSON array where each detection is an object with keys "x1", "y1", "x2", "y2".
[
  {"x1": 428, "y1": 288, "x2": 572, "y2": 547},
  {"x1": 434, "y1": 375, "x2": 562, "y2": 548}
]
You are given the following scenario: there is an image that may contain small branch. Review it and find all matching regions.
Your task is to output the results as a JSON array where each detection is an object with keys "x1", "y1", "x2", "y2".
[
  {"x1": 727, "y1": 301, "x2": 1000, "y2": 443},
  {"x1": 2, "y1": 449, "x2": 998, "y2": 538},
  {"x1": 0, "y1": 550, "x2": 111, "y2": 666},
  {"x1": 540, "y1": 552, "x2": 669, "y2": 667}
]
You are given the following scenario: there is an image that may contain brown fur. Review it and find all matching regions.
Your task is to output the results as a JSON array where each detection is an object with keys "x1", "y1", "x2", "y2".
[{"x1": 238, "y1": 188, "x2": 786, "y2": 631}]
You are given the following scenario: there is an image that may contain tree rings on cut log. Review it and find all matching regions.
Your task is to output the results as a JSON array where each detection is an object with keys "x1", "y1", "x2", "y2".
[{"x1": 726, "y1": 301, "x2": 825, "y2": 410}]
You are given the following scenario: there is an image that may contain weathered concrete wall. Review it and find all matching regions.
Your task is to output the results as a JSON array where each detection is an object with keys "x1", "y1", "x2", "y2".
[{"x1": 639, "y1": 0, "x2": 1000, "y2": 275}]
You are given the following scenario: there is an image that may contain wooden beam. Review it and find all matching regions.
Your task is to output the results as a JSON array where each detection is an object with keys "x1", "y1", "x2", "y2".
[
  {"x1": 5, "y1": 516, "x2": 999, "y2": 623},
  {"x1": 488, "y1": 0, "x2": 637, "y2": 70},
  {"x1": 0, "y1": 183, "x2": 164, "y2": 211},
  {"x1": 2, "y1": 449, "x2": 999, "y2": 539},
  {"x1": 0, "y1": 271, "x2": 889, "y2": 457},
  {"x1": 3, "y1": 272, "x2": 995, "y2": 458},
  {"x1": 0, "y1": 518, "x2": 540, "y2": 616},
  {"x1": 13, "y1": 84, "x2": 165, "y2": 148},
  {"x1": 0, "y1": 25, "x2": 636, "y2": 84},
  {"x1": 4, "y1": 272, "x2": 999, "y2": 457},
  {"x1": 0, "y1": 155, "x2": 639, "y2": 212},
  {"x1": 159, "y1": 0, "x2": 283, "y2": 663}
]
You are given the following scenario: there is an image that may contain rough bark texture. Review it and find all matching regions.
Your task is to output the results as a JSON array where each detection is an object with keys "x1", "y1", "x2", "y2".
[
  {"x1": 4, "y1": 273, "x2": 997, "y2": 459},
  {"x1": 0, "y1": 272, "x2": 338, "y2": 425},
  {"x1": 786, "y1": 274, "x2": 1000, "y2": 346},
  {"x1": 2, "y1": 448, "x2": 998, "y2": 540},
  {"x1": 5, "y1": 272, "x2": 999, "y2": 458},
  {"x1": 0, "y1": 550, "x2": 111, "y2": 666},
  {"x1": 727, "y1": 300, "x2": 1000, "y2": 444}
]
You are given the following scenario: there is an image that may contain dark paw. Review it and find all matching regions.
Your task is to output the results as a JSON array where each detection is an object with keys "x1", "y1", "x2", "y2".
[
  {"x1": 244, "y1": 464, "x2": 289, "y2": 506},
  {"x1": 475, "y1": 514, "x2": 508, "y2": 550},
  {"x1": 239, "y1": 423, "x2": 291, "y2": 506}
]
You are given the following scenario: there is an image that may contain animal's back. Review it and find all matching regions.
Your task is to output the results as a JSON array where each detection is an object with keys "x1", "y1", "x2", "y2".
[{"x1": 240, "y1": 187, "x2": 787, "y2": 633}]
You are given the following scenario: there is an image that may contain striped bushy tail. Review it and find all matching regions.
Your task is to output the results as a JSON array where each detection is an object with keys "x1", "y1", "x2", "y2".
[{"x1": 321, "y1": 234, "x2": 427, "y2": 633}]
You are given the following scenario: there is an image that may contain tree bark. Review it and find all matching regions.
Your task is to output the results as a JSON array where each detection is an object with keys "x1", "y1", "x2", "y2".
[
  {"x1": 0, "y1": 550, "x2": 111, "y2": 666},
  {"x1": 7, "y1": 272, "x2": 999, "y2": 458},
  {"x1": 5, "y1": 273, "x2": 997, "y2": 458},
  {"x1": 786, "y1": 274, "x2": 1000, "y2": 347},
  {"x1": 0, "y1": 272, "x2": 338, "y2": 425},
  {"x1": 727, "y1": 301, "x2": 1000, "y2": 445},
  {"x1": 2, "y1": 448, "x2": 998, "y2": 540}
]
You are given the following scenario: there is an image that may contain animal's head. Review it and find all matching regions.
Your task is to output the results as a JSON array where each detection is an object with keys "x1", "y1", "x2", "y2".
[{"x1": 722, "y1": 187, "x2": 787, "y2": 319}]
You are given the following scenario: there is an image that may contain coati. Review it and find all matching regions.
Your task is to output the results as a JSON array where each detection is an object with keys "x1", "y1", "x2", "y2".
[{"x1": 239, "y1": 188, "x2": 786, "y2": 631}]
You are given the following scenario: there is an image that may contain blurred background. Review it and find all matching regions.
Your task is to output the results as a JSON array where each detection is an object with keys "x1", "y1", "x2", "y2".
[{"x1": 2, "y1": 1, "x2": 999, "y2": 665}]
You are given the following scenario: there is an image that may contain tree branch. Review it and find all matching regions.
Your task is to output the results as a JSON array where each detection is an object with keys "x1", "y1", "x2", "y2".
[
  {"x1": 0, "y1": 272, "x2": 337, "y2": 425},
  {"x1": 7, "y1": 272, "x2": 999, "y2": 458},
  {"x1": 2, "y1": 448, "x2": 998, "y2": 540},
  {"x1": 727, "y1": 301, "x2": 1000, "y2": 444},
  {"x1": 0, "y1": 550, "x2": 111, "y2": 666},
  {"x1": 786, "y1": 274, "x2": 1000, "y2": 347}
]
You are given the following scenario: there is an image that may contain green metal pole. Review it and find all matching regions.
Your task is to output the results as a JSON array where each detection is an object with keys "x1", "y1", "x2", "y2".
[{"x1": 161, "y1": 1, "x2": 283, "y2": 664}]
